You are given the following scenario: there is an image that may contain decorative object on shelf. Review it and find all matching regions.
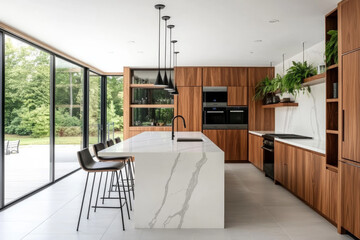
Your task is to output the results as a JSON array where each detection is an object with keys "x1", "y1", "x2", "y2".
[
  {"x1": 165, "y1": 25, "x2": 175, "y2": 91},
  {"x1": 154, "y1": 4, "x2": 167, "y2": 86},
  {"x1": 281, "y1": 61, "x2": 316, "y2": 97},
  {"x1": 170, "y1": 51, "x2": 180, "y2": 95},
  {"x1": 325, "y1": 30, "x2": 338, "y2": 66},
  {"x1": 162, "y1": 15, "x2": 170, "y2": 87},
  {"x1": 317, "y1": 64, "x2": 326, "y2": 74},
  {"x1": 280, "y1": 97, "x2": 291, "y2": 103},
  {"x1": 333, "y1": 82, "x2": 338, "y2": 98}
]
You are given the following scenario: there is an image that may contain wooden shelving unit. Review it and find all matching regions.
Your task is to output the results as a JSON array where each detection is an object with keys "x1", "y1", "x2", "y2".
[
  {"x1": 130, "y1": 84, "x2": 167, "y2": 89},
  {"x1": 130, "y1": 104, "x2": 174, "y2": 108},
  {"x1": 303, "y1": 72, "x2": 326, "y2": 86},
  {"x1": 262, "y1": 102, "x2": 298, "y2": 108},
  {"x1": 325, "y1": 8, "x2": 338, "y2": 168}
]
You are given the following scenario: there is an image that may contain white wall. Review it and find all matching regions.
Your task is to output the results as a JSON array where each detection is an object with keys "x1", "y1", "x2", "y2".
[{"x1": 274, "y1": 41, "x2": 326, "y2": 140}]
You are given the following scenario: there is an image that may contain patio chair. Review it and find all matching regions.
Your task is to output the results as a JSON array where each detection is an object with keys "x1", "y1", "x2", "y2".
[
  {"x1": 8, "y1": 140, "x2": 20, "y2": 154},
  {"x1": 4, "y1": 140, "x2": 9, "y2": 155}
]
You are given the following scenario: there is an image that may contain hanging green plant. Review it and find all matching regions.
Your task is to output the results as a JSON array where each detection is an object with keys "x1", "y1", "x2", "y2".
[
  {"x1": 325, "y1": 30, "x2": 338, "y2": 66},
  {"x1": 281, "y1": 61, "x2": 316, "y2": 97},
  {"x1": 254, "y1": 76, "x2": 275, "y2": 101}
]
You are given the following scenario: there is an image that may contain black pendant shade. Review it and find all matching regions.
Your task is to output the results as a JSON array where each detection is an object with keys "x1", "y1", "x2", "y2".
[
  {"x1": 162, "y1": 15, "x2": 170, "y2": 87},
  {"x1": 165, "y1": 24, "x2": 175, "y2": 91},
  {"x1": 171, "y1": 51, "x2": 180, "y2": 95},
  {"x1": 154, "y1": 4, "x2": 167, "y2": 86}
]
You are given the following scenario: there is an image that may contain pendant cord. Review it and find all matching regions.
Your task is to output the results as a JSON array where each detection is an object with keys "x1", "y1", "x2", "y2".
[
  {"x1": 164, "y1": 20, "x2": 167, "y2": 70},
  {"x1": 169, "y1": 28, "x2": 172, "y2": 78},
  {"x1": 158, "y1": 9, "x2": 161, "y2": 70}
]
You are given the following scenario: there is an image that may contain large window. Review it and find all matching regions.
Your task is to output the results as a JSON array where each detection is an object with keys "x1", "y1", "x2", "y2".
[
  {"x1": 106, "y1": 76, "x2": 124, "y2": 140},
  {"x1": 89, "y1": 72, "x2": 101, "y2": 151},
  {"x1": 55, "y1": 58, "x2": 84, "y2": 179},
  {"x1": 4, "y1": 35, "x2": 51, "y2": 204}
]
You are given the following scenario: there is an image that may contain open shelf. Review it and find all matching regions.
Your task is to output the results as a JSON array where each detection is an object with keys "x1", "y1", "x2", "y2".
[
  {"x1": 327, "y1": 64, "x2": 338, "y2": 70},
  {"x1": 326, "y1": 98, "x2": 338, "y2": 103},
  {"x1": 303, "y1": 72, "x2": 326, "y2": 86},
  {"x1": 130, "y1": 84, "x2": 167, "y2": 89},
  {"x1": 326, "y1": 164, "x2": 338, "y2": 173},
  {"x1": 326, "y1": 129, "x2": 339, "y2": 134},
  {"x1": 326, "y1": 133, "x2": 338, "y2": 168},
  {"x1": 130, "y1": 104, "x2": 174, "y2": 108},
  {"x1": 262, "y1": 102, "x2": 298, "y2": 108}
]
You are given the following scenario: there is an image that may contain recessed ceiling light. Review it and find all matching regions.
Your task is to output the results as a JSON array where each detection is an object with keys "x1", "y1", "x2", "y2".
[
  {"x1": 137, "y1": 51, "x2": 144, "y2": 54},
  {"x1": 107, "y1": 51, "x2": 114, "y2": 54},
  {"x1": 269, "y1": 19, "x2": 280, "y2": 23},
  {"x1": 250, "y1": 51, "x2": 254, "y2": 54},
  {"x1": 254, "y1": 40, "x2": 262, "y2": 43},
  {"x1": 128, "y1": 40, "x2": 136, "y2": 44}
]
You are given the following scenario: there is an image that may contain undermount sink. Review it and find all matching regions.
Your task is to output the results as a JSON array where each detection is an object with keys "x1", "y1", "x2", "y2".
[{"x1": 176, "y1": 138, "x2": 204, "y2": 142}]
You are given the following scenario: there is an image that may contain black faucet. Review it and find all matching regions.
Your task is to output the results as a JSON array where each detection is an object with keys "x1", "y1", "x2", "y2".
[{"x1": 171, "y1": 115, "x2": 186, "y2": 140}]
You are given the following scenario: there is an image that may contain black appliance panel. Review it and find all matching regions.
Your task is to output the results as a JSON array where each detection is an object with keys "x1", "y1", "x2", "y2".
[
  {"x1": 203, "y1": 107, "x2": 226, "y2": 125},
  {"x1": 227, "y1": 107, "x2": 248, "y2": 124}
]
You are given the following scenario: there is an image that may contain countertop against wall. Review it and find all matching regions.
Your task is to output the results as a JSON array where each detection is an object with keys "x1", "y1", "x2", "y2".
[{"x1": 249, "y1": 131, "x2": 325, "y2": 155}]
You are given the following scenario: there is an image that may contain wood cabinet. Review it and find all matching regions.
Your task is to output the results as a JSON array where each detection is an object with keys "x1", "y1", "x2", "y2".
[
  {"x1": 339, "y1": 0, "x2": 360, "y2": 54},
  {"x1": 248, "y1": 67, "x2": 275, "y2": 131},
  {"x1": 342, "y1": 50, "x2": 360, "y2": 162},
  {"x1": 340, "y1": 160, "x2": 360, "y2": 238},
  {"x1": 275, "y1": 141, "x2": 338, "y2": 224},
  {"x1": 248, "y1": 133, "x2": 263, "y2": 170},
  {"x1": 174, "y1": 67, "x2": 202, "y2": 87},
  {"x1": 227, "y1": 87, "x2": 248, "y2": 106},
  {"x1": 203, "y1": 129, "x2": 247, "y2": 162},
  {"x1": 203, "y1": 67, "x2": 247, "y2": 86},
  {"x1": 175, "y1": 87, "x2": 202, "y2": 131}
]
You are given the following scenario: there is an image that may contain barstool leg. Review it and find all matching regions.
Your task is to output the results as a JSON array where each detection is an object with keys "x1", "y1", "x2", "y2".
[
  {"x1": 124, "y1": 163, "x2": 132, "y2": 211},
  {"x1": 128, "y1": 160, "x2": 135, "y2": 199},
  {"x1": 94, "y1": 172, "x2": 103, "y2": 212},
  {"x1": 87, "y1": 172, "x2": 96, "y2": 219},
  {"x1": 102, "y1": 172, "x2": 109, "y2": 204},
  {"x1": 120, "y1": 170, "x2": 130, "y2": 219},
  {"x1": 115, "y1": 171, "x2": 125, "y2": 231},
  {"x1": 108, "y1": 172, "x2": 114, "y2": 197},
  {"x1": 76, "y1": 172, "x2": 89, "y2": 231}
]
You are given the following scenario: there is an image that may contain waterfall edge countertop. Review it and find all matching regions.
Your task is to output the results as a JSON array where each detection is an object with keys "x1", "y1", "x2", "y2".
[
  {"x1": 98, "y1": 131, "x2": 224, "y2": 229},
  {"x1": 249, "y1": 131, "x2": 326, "y2": 155}
]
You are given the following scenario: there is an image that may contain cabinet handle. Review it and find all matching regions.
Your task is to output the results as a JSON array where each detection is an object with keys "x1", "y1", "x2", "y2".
[
  {"x1": 261, "y1": 146, "x2": 274, "y2": 152},
  {"x1": 230, "y1": 110, "x2": 244, "y2": 113},
  {"x1": 341, "y1": 160, "x2": 360, "y2": 169},
  {"x1": 342, "y1": 109, "x2": 345, "y2": 142},
  {"x1": 207, "y1": 111, "x2": 224, "y2": 113}
]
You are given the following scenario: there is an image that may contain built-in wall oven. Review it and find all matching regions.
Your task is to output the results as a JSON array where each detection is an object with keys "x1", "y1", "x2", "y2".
[
  {"x1": 203, "y1": 87, "x2": 227, "y2": 107},
  {"x1": 203, "y1": 107, "x2": 248, "y2": 129}
]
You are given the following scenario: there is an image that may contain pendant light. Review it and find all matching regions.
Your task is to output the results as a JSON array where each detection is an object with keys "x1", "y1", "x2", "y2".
[
  {"x1": 170, "y1": 51, "x2": 180, "y2": 95},
  {"x1": 165, "y1": 25, "x2": 175, "y2": 91},
  {"x1": 162, "y1": 15, "x2": 170, "y2": 87},
  {"x1": 154, "y1": 4, "x2": 166, "y2": 86}
]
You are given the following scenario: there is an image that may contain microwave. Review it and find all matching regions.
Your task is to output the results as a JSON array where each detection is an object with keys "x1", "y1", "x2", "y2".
[{"x1": 203, "y1": 87, "x2": 227, "y2": 107}]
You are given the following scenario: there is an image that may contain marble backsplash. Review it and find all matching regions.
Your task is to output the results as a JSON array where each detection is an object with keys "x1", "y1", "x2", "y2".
[{"x1": 274, "y1": 41, "x2": 326, "y2": 140}]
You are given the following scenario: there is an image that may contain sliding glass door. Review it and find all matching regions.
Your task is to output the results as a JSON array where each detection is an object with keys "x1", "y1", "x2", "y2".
[
  {"x1": 89, "y1": 72, "x2": 101, "y2": 153},
  {"x1": 54, "y1": 57, "x2": 84, "y2": 179},
  {"x1": 106, "y1": 76, "x2": 124, "y2": 140},
  {"x1": 4, "y1": 35, "x2": 51, "y2": 204}
]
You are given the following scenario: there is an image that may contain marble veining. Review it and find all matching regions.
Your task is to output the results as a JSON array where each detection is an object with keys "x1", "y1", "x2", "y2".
[{"x1": 163, "y1": 153, "x2": 208, "y2": 228}]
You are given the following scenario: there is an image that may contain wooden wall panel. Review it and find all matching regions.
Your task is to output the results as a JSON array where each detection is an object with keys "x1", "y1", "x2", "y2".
[
  {"x1": 175, "y1": 87, "x2": 202, "y2": 131},
  {"x1": 174, "y1": 67, "x2": 202, "y2": 87},
  {"x1": 339, "y1": 0, "x2": 360, "y2": 54},
  {"x1": 203, "y1": 67, "x2": 247, "y2": 86},
  {"x1": 123, "y1": 67, "x2": 131, "y2": 139}
]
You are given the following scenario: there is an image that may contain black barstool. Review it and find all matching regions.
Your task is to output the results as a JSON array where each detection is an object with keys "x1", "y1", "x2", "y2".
[
  {"x1": 114, "y1": 137, "x2": 121, "y2": 143},
  {"x1": 93, "y1": 143, "x2": 134, "y2": 210},
  {"x1": 76, "y1": 148, "x2": 129, "y2": 231},
  {"x1": 114, "y1": 137, "x2": 135, "y2": 176}
]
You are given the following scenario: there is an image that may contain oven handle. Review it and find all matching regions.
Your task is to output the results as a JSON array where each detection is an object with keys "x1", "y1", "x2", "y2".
[
  {"x1": 206, "y1": 111, "x2": 225, "y2": 113},
  {"x1": 261, "y1": 146, "x2": 274, "y2": 152},
  {"x1": 230, "y1": 110, "x2": 244, "y2": 113}
]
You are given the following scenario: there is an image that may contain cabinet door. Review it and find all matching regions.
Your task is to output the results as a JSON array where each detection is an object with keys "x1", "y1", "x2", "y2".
[
  {"x1": 249, "y1": 134, "x2": 263, "y2": 170},
  {"x1": 341, "y1": 160, "x2": 360, "y2": 238},
  {"x1": 227, "y1": 87, "x2": 248, "y2": 106},
  {"x1": 342, "y1": 51, "x2": 360, "y2": 162},
  {"x1": 274, "y1": 141, "x2": 285, "y2": 183},
  {"x1": 174, "y1": 67, "x2": 202, "y2": 87},
  {"x1": 340, "y1": 0, "x2": 360, "y2": 54},
  {"x1": 203, "y1": 130, "x2": 226, "y2": 153},
  {"x1": 248, "y1": 67, "x2": 274, "y2": 87},
  {"x1": 225, "y1": 130, "x2": 247, "y2": 161},
  {"x1": 322, "y1": 168, "x2": 338, "y2": 223},
  {"x1": 175, "y1": 87, "x2": 202, "y2": 131},
  {"x1": 203, "y1": 67, "x2": 247, "y2": 86}
]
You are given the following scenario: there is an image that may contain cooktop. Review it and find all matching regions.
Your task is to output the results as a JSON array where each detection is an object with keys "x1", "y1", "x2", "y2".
[{"x1": 263, "y1": 134, "x2": 313, "y2": 140}]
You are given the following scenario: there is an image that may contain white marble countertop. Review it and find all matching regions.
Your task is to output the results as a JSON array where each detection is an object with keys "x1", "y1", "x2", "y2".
[
  {"x1": 98, "y1": 131, "x2": 223, "y2": 157},
  {"x1": 248, "y1": 131, "x2": 326, "y2": 155}
]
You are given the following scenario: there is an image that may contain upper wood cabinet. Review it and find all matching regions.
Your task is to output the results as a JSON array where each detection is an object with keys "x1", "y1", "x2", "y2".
[
  {"x1": 342, "y1": 50, "x2": 360, "y2": 162},
  {"x1": 248, "y1": 133, "x2": 263, "y2": 170},
  {"x1": 174, "y1": 67, "x2": 202, "y2": 87},
  {"x1": 339, "y1": 0, "x2": 360, "y2": 54},
  {"x1": 175, "y1": 87, "x2": 202, "y2": 131},
  {"x1": 227, "y1": 87, "x2": 248, "y2": 106},
  {"x1": 203, "y1": 67, "x2": 247, "y2": 86},
  {"x1": 248, "y1": 67, "x2": 274, "y2": 87}
]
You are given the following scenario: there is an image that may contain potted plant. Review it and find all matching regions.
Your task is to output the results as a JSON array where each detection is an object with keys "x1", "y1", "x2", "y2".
[
  {"x1": 281, "y1": 61, "x2": 316, "y2": 97},
  {"x1": 254, "y1": 76, "x2": 280, "y2": 104},
  {"x1": 325, "y1": 30, "x2": 338, "y2": 66}
]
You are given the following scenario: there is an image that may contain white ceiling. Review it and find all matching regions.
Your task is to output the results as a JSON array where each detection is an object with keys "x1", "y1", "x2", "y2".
[{"x1": 0, "y1": 0, "x2": 338, "y2": 72}]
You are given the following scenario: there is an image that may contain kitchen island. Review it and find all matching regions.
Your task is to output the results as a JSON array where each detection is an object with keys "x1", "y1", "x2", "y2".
[{"x1": 98, "y1": 131, "x2": 224, "y2": 229}]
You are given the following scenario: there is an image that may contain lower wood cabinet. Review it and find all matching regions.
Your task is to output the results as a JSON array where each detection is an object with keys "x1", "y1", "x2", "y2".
[
  {"x1": 203, "y1": 129, "x2": 247, "y2": 162},
  {"x1": 248, "y1": 133, "x2": 263, "y2": 170},
  {"x1": 340, "y1": 159, "x2": 360, "y2": 238},
  {"x1": 274, "y1": 141, "x2": 338, "y2": 224}
]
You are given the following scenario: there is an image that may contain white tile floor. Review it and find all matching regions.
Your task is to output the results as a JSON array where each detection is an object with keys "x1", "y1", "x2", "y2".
[{"x1": 0, "y1": 164, "x2": 353, "y2": 240}]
